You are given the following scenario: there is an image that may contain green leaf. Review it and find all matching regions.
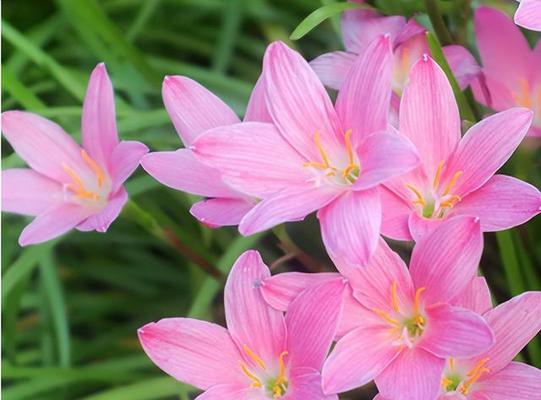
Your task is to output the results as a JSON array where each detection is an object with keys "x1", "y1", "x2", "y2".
[
  {"x1": 2, "y1": 242, "x2": 56, "y2": 303},
  {"x1": 290, "y1": 2, "x2": 368, "y2": 40}
]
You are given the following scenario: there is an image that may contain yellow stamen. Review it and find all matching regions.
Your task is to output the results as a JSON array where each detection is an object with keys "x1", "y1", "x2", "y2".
[
  {"x1": 441, "y1": 377, "x2": 453, "y2": 387},
  {"x1": 405, "y1": 184, "x2": 426, "y2": 207},
  {"x1": 401, "y1": 46, "x2": 410, "y2": 74},
  {"x1": 390, "y1": 281, "x2": 399, "y2": 312},
  {"x1": 413, "y1": 287, "x2": 426, "y2": 315},
  {"x1": 433, "y1": 161, "x2": 444, "y2": 189},
  {"x1": 440, "y1": 194, "x2": 462, "y2": 208},
  {"x1": 461, "y1": 357, "x2": 490, "y2": 394},
  {"x1": 243, "y1": 344, "x2": 266, "y2": 370},
  {"x1": 272, "y1": 351, "x2": 289, "y2": 398},
  {"x1": 373, "y1": 308, "x2": 401, "y2": 327},
  {"x1": 344, "y1": 129, "x2": 354, "y2": 166},
  {"x1": 62, "y1": 164, "x2": 99, "y2": 200},
  {"x1": 442, "y1": 171, "x2": 463, "y2": 196},
  {"x1": 240, "y1": 362, "x2": 262, "y2": 388},
  {"x1": 314, "y1": 130, "x2": 331, "y2": 168},
  {"x1": 81, "y1": 149, "x2": 105, "y2": 187},
  {"x1": 449, "y1": 357, "x2": 455, "y2": 372}
]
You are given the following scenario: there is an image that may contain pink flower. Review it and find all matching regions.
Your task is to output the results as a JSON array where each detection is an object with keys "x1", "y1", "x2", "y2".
[
  {"x1": 515, "y1": 0, "x2": 541, "y2": 31},
  {"x1": 436, "y1": 290, "x2": 541, "y2": 399},
  {"x1": 310, "y1": 4, "x2": 479, "y2": 95},
  {"x1": 138, "y1": 250, "x2": 345, "y2": 400},
  {"x1": 141, "y1": 75, "x2": 270, "y2": 227},
  {"x1": 376, "y1": 287, "x2": 541, "y2": 400},
  {"x1": 321, "y1": 216, "x2": 495, "y2": 400},
  {"x1": 1, "y1": 63, "x2": 148, "y2": 246},
  {"x1": 380, "y1": 54, "x2": 540, "y2": 242},
  {"x1": 191, "y1": 39, "x2": 420, "y2": 267},
  {"x1": 472, "y1": 6, "x2": 541, "y2": 137}
]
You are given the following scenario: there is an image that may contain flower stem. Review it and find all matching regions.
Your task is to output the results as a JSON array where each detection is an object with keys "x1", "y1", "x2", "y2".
[
  {"x1": 272, "y1": 225, "x2": 326, "y2": 272},
  {"x1": 424, "y1": 0, "x2": 453, "y2": 46},
  {"x1": 122, "y1": 200, "x2": 223, "y2": 280}
]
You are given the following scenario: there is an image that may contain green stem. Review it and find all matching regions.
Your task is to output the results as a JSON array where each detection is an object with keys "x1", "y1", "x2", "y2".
[
  {"x1": 122, "y1": 200, "x2": 223, "y2": 279},
  {"x1": 272, "y1": 225, "x2": 325, "y2": 272},
  {"x1": 424, "y1": 0, "x2": 453, "y2": 46}
]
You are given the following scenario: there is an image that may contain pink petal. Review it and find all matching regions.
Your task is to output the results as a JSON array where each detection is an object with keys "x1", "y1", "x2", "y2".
[
  {"x1": 336, "y1": 36, "x2": 393, "y2": 145},
  {"x1": 515, "y1": 0, "x2": 541, "y2": 31},
  {"x1": 195, "y1": 384, "x2": 252, "y2": 400},
  {"x1": 442, "y1": 45, "x2": 481, "y2": 89},
  {"x1": 162, "y1": 76, "x2": 240, "y2": 146},
  {"x1": 18, "y1": 202, "x2": 94, "y2": 246},
  {"x1": 239, "y1": 185, "x2": 338, "y2": 236},
  {"x1": 478, "y1": 291, "x2": 541, "y2": 374},
  {"x1": 410, "y1": 216, "x2": 482, "y2": 305},
  {"x1": 192, "y1": 122, "x2": 306, "y2": 198},
  {"x1": 399, "y1": 56, "x2": 461, "y2": 177},
  {"x1": 343, "y1": 238, "x2": 414, "y2": 313},
  {"x1": 142, "y1": 149, "x2": 238, "y2": 198},
  {"x1": 287, "y1": 367, "x2": 338, "y2": 400},
  {"x1": 138, "y1": 318, "x2": 242, "y2": 390},
  {"x1": 453, "y1": 175, "x2": 541, "y2": 232},
  {"x1": 451, "y1": 276, "x2": 493, "y2": 315},
  {"x1": 444, "y1": 108, "x2": 533, "y2": 196},
  {"x1": 379, "y1": 186, "x2": 413, "y2": 241},
  {"x1": 260, "y1": 272, "x2": 341, "y2": 311},
  {"x1": 420, "y1": 304, "x2": 494, "y2": 358},
  {"x1": 318, "y1": 188, "x2": 381, "y2": 268},
  {"x1": 341, "y1": 8, "x2": 405, "y2": 53},
  {"x1": 475, "y1": 6, "x2": 533, "y2": 81},
  {"x1": 309, "y1": 51, "x2": 356, "y2": 90},
  {"x1": 408, "y1": 212, "x2": 444, "y2": 242},
  {"x1": 471, "y1": 72, "x2": 516, "y2": 111},
  {"x1": 2, "y1": 169, "x2": 63, "y2": 216},
  {"x1": 109, "y1": 140, "x2": 148, "y2": 193},
  {"x1": 75, "y1": 188, "x2": 128, "y2": 233},
  {"x1": 353, "y1": 131, "x2": 420, "y2": 190},
  {"x1": 244, "y1": 74, "x2": 272, "y2": 123},
  {"x1": 224, "y1": 250, "x2": 286, "y2": 363},
  {"x1": 477, "y1": 361, "x2": 541, "y2": 400},
  {"x1": 393, "y1": 18, "x2": 426, "y2": 47},
  {"x1": 81, "y1": 63, "x2": 119, "y2": 168},
  {"x1": 286, "y1": 279, "x2": 346, "y2": 370},
  {"x1": 190, "y1": 198, "x2": 253, "y2": 228},
  {"x1": 2, "y1": 111, "x2": 85, "y2": 182},
  {"x1": 262, "y1": 41, "x2": 343, "y2": 161},
  {"x1": 322, "y1": 325, "x2": 402, "y2": 394},
  {"x1": 375, "y1": 347, "x2": 445, "y2": 400},
  {"x1": 337, "y1": 287, "x2": 369, "y2": 339}
]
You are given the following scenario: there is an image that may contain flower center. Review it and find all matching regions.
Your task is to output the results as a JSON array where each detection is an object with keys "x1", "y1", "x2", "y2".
[
  {"x1": 441, "y1": 357, "x2": 490, "y2": 395},
  {"x1": 239, "y1": 344, "x2": 289, "y2": 398},
  {"x1": 405, "y1": 161, "x2": 462, "y2": 219},
  {"x1": 62, "y1": 149, "x2": 109, "y2": 208},
  {"x1": 373, "y1": 281, "x2": 427, "y2": 348},
  {"x1": 303, "y1": 130, "x2": 360, "y2": 186}
]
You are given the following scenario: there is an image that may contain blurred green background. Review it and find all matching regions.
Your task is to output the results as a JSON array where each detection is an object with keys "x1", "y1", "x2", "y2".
[{"x1": 1, "y1": 1, "x2": 540, "y2": 399}]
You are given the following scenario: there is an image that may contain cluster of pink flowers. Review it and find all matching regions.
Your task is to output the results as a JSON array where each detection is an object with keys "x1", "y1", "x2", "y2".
[{"x1": 2, "y1": 2, "x2": 541, "y2": 400}]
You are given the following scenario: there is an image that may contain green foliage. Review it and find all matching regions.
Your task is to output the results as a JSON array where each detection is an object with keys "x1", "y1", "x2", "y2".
[{"x1": 2, "y1": 1, "x2": 540, "y2": 399}]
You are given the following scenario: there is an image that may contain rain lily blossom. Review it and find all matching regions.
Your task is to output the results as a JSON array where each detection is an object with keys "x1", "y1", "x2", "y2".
[
  {"x1": 191, "y1": 38, "x2": 420, "y2": 267},
  {"x1": 472, "y1": 6, "x2": 541, "y2": 137},
  {"x1": 141, "y1": 75, "x2": 270, "y2": 227},
  {"x1": 437, "y1": 291, "x2": 541, "y2": 400},
  {"x1": 1, "y1": 63, "x2": 148, "y2": 246},
  {"x1": 514, "y1": 0, "x2": 541, "y2": 31},
  {"x1": 138, "y1": 250, "x2": 345, "y2": 400},
  {"x1": 380, "y1": 54, "x2": 540, "y2": 242},
  {"x1": 321, "y1": 216, "x2": 495, "y2": 400},
  {"x1": 373, "y1": 284, "x2": 541, "y2": 399},
  {"x1": 310, "y1": 3, "x2": 479, "y2": 96}
]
